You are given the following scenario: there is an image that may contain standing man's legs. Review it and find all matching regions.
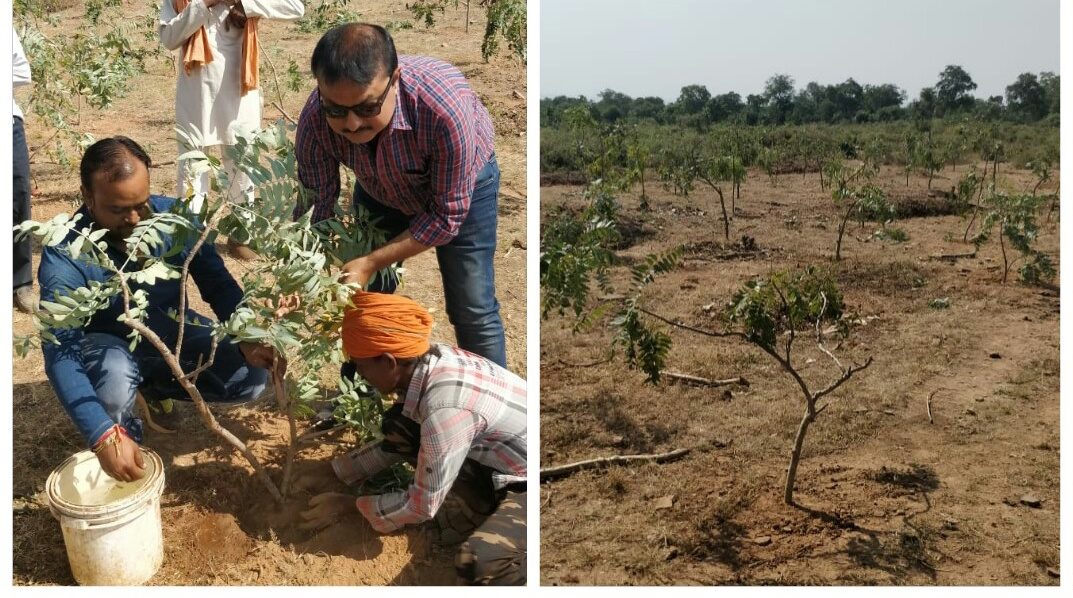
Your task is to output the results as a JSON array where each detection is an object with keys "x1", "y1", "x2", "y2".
[
  {"x1": 435, "y1": 156, "x2": 506, "y2": 367},
  {"x1": 13, "y1": 116, "x2": 35, "y2": 313}
]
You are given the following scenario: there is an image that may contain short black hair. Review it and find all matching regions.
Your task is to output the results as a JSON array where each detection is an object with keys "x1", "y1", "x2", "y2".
[
  {"x1": 311, "y1": 23, "x2": 398, "y2": 87},
  {"x1": 80, "y1": 137, "x2": 152, "y2": 193}
]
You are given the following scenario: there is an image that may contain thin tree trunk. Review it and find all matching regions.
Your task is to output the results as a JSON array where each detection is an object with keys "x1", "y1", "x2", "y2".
[
  {"x1": 716, "y1": 187, "x2": 730, "y2": 241},
  {"x1": 273, "y1": 366, "x2": 299, "y2": 498},
  {"x1": 126, "y1": 320, "x2": 283, "y2": 503},
  {"x1": 999, "y1": 229, "x2": 1009, "y2": 284},
  {"x1": 835, "y1": 205, "x2": 853, "y2": 261},
  {"x1": 963, "y1": 205, "x2": 979, "y2": 243},
  {"x1": 784, "y1": 406, "x2": 815, "y2": 505}
]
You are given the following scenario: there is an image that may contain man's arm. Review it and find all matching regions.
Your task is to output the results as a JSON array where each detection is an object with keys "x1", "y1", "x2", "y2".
[
  {"x1": 13, "y1": 28, "x2": 31, "y2": 87},
  {"x1": 159, "y1": 0, "x2": 218, "y2": 52},
  {"x1": 187, "y1": 228, "x2": 243, "y2": 322},
  {"x1": 407, "y1": 103, "x2": 480, "y2": 247},
  {"x1": 339, "y1": 231, "x2": 428, "y2": 288},
  {"x1": 330, "y1": 439, "x2": 404, "y2": 486},
  {"x1": 38, "y1": 249, "x2": 118, "y2": 448},
  {"x1": 355, "y1": 407, "x2": 483, "y2": 533},
  {"x1": 294, "y1": 94, "x2": 343, "y2": 223},
  {"x1": 240, "y1": 0, "x2": 304, "y2": 20}
]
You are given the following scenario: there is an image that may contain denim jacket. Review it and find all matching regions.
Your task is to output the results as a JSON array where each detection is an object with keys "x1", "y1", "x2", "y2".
[{"x1": 38, "y1": 195, "x2": 242, "y2": 445}]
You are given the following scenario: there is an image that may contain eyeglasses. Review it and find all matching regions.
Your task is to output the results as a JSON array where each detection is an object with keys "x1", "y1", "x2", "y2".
[{"x1": 319, "y1": 73, "x2": 398, "y2": 119}]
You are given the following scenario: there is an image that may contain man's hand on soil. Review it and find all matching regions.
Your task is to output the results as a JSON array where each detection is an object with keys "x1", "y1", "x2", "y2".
[
  {"x1": 97, "y1": 434, "x2": 146, "y2": 483},
  {"x1": 300, "y1": 492, "x2": 358, "y2": 530}
]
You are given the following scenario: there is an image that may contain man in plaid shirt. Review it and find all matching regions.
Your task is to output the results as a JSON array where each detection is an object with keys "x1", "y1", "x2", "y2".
[
  {"x1": 294, "y1": 22, "x2": 506, "y2": 368},
  {"x1": 301, "y1": 292, "x2": 526, "y2": 585}
]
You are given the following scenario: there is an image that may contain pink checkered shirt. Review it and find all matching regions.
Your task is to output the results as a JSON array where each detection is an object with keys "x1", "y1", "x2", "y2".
[
  {"x1": 332, "y1": 344, "x2": 527, "y2": 534},
  {"x1": 294, "y1": 55, "x2": 496, "y2": 246}
]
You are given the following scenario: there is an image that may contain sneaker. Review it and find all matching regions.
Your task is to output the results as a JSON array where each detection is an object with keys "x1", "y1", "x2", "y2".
[
  {"x1": 310, "y1": 403, "x2": 338, "y2": 431},
  {"x1": 14, "y1": 286, "x2": 36, "y2": 314},
  {"x1": 143, "y1": 397, "x2": 183, "y2": 432}
]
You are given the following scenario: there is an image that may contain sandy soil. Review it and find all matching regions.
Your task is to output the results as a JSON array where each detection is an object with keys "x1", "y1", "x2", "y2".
[
  {"x1": 539, "y1": 163, "x2": 1059, "y2": 585},
  {"x1": 11, "y1": 0, "x2": 526, "y2": 586}
]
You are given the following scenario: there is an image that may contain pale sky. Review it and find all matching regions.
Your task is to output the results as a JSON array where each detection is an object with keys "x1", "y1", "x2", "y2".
[{"x1": 540, "y1": 0, "x2": 1060, "y2": 102}]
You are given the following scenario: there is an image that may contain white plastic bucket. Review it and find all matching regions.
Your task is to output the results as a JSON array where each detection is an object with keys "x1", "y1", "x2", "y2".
[{"x1": 45, "y1": 447, "x2": 166, "y2": 585}]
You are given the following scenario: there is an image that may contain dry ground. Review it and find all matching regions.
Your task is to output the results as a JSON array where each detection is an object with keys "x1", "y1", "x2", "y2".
[
  {"x1": 12, "y1": 0, "x2": 526, "y2": 585},
  {"x1": 540, "y1": 163, "x2": 1059, "y2": 585}
]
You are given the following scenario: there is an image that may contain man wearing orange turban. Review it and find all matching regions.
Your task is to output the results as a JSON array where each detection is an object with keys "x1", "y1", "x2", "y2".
[{"x1": 301, "y1": 291, "x2": 527, "y2": 585}]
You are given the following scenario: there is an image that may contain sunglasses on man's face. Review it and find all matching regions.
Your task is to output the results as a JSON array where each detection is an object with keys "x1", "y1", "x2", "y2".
[{"x1": 320, "y1": 73, "x2": 398, "y2": 119}]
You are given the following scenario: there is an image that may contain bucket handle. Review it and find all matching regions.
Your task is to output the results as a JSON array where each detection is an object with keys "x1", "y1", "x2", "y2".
[{"x1": 53, "y1": 497, "x2": 158, "y2": 532}]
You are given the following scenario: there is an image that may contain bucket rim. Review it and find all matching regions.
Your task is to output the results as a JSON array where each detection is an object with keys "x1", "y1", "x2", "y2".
[{"x1": 46, "y1": 448, "x2": 165, "y2": 522}]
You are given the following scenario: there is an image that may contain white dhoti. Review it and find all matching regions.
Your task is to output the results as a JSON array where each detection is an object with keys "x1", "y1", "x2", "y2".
[{"x1": 158, "y1": 0, "x2": 304, "y2": 211}]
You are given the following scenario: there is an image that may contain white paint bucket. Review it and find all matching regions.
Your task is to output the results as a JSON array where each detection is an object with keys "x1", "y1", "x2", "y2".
[{"x1": 45, "y1": 448, "x2": 166, "y2": 585}]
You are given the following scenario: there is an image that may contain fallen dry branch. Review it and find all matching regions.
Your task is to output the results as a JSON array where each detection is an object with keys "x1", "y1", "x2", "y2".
[
  {"x1": 929, "y1": 251, "x2": 977, "y2": 262},
  {"x1": 660, "y1": 371, "x2": 748, "y2": 388},
  {"x1": 926, "y1": 388, "x2": 946, "y2": 424},
  {"x1": 540, "y1": 448, "x2": 691, "y2": 482}
]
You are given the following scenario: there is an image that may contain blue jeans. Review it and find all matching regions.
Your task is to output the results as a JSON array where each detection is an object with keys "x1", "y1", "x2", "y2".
[
  {"x1": 13, "y1": 117, "x2": 32, "y2": 289},
  {"x1": 354, "y1": 155, "x2": 506, "y2": 367},
  {"x1": 80, "y1": 312, "x2": 268, "y2": 443}
]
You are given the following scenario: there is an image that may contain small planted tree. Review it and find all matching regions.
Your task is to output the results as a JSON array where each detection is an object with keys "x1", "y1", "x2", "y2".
[
  {"x1": 827, "y1": 160, "x2": 892, "y2": 260},
  {"x1": 694, "y1": 153, "x2": 742, "y2": 242},
  {"x1": 971, "y1": 190, "x2": 1054, "y2": 285},
  {"x1": 16, "y1": 1, "x2": 166, "y2": 167},
  {"x1": 656, "y1": 147, "x2": 698, "y2": 197},
  {"x1": 15, "y1": 122, "x2": 392, "y2": 502},
  {"x1": 626, "y1": 139, "x2": 651, "y2": 210},
  {"x1": 611, "y1": 263, "x2": 873, "y2": 505}
]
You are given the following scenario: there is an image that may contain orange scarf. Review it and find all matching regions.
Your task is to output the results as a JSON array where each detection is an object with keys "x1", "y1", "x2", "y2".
[
  {"x1": 173, "y1": 0, "x2": 260, "y2": 96},
  {"x1": 342, "y1": 292, "x2": 435, "y2": 360}
]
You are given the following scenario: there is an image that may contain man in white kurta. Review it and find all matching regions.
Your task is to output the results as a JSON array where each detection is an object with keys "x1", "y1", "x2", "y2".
[{"x1": 159, "y1": 0, "x2": 303, "y2": 213}]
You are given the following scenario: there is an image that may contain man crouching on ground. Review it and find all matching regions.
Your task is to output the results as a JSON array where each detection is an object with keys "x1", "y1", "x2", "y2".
[
  {"x1": 39, "y1": 136, "x2": 278, "y2": 482},
  {"x1": 299, "y1": 292, "x2": 526, "y2": 585}
]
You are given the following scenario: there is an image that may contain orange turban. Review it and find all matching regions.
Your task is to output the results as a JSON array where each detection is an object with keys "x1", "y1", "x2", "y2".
[{"x1": 342, "y1": 292, "x2": 434, "y2": 360}]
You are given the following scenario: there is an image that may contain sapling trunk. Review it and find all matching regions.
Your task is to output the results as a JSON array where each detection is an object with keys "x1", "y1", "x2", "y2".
[
  {"x1": 963, "y1": 208, "x2": 977, "y2": 242},
  {"x1": 999, "y1": 228, "x2": 1009, "y2": 284},
  {"x1": 273, "y1": 366, "x2": 299, "y2": 498},
  {"x1": 716, "y1": 187, "x2": 730, "y2": 241},
  {"x1": 784, "y1": 406, "x2": 815, "y2": 505},
  {"x1": 835, "y1": 204, "x2": 854, "y2": 261},
  {"x1": 126, "y1": 318, "x2": 284, "y2": 503}
]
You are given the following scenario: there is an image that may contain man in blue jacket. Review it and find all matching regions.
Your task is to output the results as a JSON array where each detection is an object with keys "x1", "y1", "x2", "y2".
[{"x1": 39, "y1": 137, "x2": 275, "y2": 482}]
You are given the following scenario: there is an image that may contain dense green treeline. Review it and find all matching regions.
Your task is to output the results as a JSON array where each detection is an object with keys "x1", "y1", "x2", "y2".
[{"x1": 542, "y1": 65, "x2": 1059, "y2": 129}]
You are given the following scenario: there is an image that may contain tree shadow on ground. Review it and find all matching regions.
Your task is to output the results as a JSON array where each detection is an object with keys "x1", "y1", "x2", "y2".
[
  {"x1": 684, "y1": 516, "x2": 747, "y2": 572},
  {"x1": 843, "y1": 463, "x2": 942, "y2": 583}
]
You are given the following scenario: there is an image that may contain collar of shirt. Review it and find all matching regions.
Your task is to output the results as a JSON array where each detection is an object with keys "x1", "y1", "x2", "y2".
[
  {"x1": 401, "y1": 344, "x2": 440, "y2": 419},
  {"x1": 389, "y1": 79, "x2": 413, "y2": 133}
]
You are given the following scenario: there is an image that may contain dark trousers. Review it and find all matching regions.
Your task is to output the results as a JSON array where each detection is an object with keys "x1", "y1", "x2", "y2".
[
  {"x1": 13, "y1": 117, "x2": 32, "y2": 289},
  {"x1": 354, "y1": 155, "x2": 506, "y2": 368}
]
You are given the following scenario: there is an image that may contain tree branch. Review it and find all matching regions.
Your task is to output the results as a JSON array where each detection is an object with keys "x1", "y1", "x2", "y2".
[
  {"x1": 813, "y1": 356, "x2": 874, "y2": 403},
  {"x1": 540, "y1": 448, "x2": 691, "y2": 482}
]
